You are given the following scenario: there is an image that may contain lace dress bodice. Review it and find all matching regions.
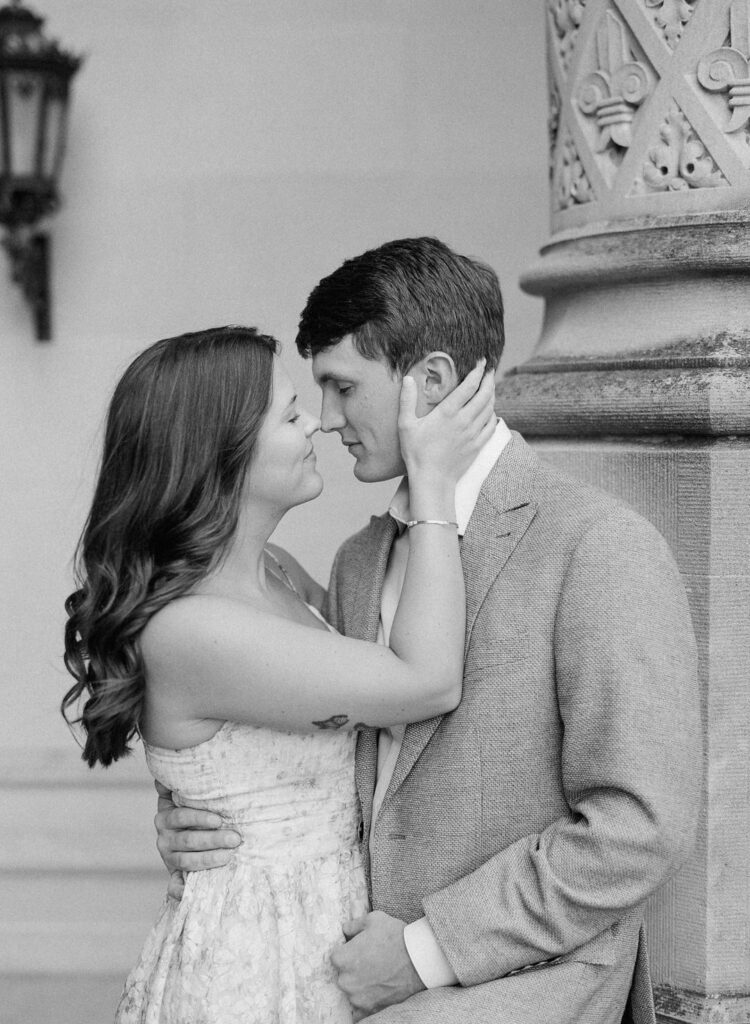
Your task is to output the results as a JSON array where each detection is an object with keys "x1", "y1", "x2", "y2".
[
  {"x1": 116, "y1": 691, "x2": 367, "y2": 1023},
  {"x1": 146, "y1": 719, "x2": 360, "y2": 863}
]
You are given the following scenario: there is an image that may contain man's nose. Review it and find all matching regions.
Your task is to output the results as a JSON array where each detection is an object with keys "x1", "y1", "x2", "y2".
[{"x1": 319, "y1": 398, "x2": 345, "y2": 434}]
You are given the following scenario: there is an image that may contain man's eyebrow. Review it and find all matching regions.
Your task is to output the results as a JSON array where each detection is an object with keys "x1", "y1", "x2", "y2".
[{"x1": 315, "y1": 372, "x2": 348, "y2": 384}]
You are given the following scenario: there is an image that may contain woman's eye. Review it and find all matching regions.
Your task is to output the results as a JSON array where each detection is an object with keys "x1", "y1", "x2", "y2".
[{"x1": 289, "y1": 413, "x2": 300, "y2": 423}]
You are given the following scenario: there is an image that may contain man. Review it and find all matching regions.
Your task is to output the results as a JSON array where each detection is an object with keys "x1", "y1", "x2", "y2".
[{"x1": 157, "y1": 238, "x2": 701, "y2": 1023}]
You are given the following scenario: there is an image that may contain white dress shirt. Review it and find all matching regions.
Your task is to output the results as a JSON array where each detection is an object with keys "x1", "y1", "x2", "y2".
[{"x1": 372, "y1": 418, "x2": 512, "y2": 988}]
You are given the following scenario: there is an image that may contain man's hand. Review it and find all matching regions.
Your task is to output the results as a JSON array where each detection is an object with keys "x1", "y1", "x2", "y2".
[
  {"x1": 331, "y1": 911, "x2": 425, "y2": 1021},
  {"x1": 154, "y1": 780, "x2": 241, "y2": 898}
]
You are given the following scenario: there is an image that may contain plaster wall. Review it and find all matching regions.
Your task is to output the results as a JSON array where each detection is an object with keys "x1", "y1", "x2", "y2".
[{"x1": 0, "y1": 2, "x2": 548, "y2": 1017}]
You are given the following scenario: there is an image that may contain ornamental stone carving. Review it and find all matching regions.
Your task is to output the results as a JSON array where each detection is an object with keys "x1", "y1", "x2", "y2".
[
  {"x1": 643, "y1": 0, "x2": 698, "y2": 48},
  {"x1": 549, "y1": 80, "x2": 562, "y2": 176},
  {"x1": 636, "y1": 102, "x2": 728, "y2": 191},
  {"x1": 550, "y1": 0, "x2": 588, "y2": 73},
  {"x1": 577, "y1": 11, "x2": 652, "y2": 153},
  {"x1": 545, "y1": 0, "x2": 750, "y2": 232},
  {"x1": 697, "y1": 0, "x2": 750, "y2": 136},
  {"x1": 554, "y1": 130, "x2": 595, "y2": 208}
]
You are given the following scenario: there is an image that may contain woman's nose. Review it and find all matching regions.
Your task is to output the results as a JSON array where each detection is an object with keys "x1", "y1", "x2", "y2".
[{"x1": 304, "y1": 411, "x2": 321, "y2": 436}]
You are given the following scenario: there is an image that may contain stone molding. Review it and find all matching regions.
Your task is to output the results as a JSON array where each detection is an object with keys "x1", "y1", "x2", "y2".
[
  {"x1": 0, "y1": 745, "x2": 163, "y2": 976},
  {"x1": 0, "y1": 743, "x2": 151, "y2": 788},
  {"x1": 497, "y1": 365, "x2": 750, "y2": 437},
  {"x1": 520, "y1": 219, "x2": 750, "y2": 291},
  {"x1": 505, "y1": 217, "x2": 750, "y2": 437}
]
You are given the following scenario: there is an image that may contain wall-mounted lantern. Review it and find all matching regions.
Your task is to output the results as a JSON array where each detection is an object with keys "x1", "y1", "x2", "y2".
[{"x1": 0, "y1": 0, "x2": 82, "y2": 340}]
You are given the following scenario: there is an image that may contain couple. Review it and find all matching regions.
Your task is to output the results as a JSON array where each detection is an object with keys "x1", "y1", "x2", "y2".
[{"x1": 63, "y1": 237, "x2": 701, "y2": 1024}]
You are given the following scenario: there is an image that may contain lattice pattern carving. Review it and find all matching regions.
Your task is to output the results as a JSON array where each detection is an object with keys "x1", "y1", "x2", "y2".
[{"x1": 546, "y1": 0, "x2": 750, "y2": 226}]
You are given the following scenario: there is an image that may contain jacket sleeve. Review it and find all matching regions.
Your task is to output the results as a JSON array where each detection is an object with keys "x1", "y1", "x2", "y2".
[{"x1": 422, "y1": 510, "x2": 702, "y2": 985}]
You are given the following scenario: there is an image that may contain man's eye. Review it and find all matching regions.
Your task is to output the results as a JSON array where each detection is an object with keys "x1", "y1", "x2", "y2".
[{"x1": 338, "y1": 385, "x2": 352, "y2": 395}]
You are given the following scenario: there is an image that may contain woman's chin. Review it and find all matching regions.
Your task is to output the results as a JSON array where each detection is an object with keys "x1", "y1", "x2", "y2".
[{"x1": 298, "y1": 472, "x2": 325, "y2": 505}]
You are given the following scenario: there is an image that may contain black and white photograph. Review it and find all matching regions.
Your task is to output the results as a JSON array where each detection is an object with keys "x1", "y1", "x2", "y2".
[{"x1": 2, "y1": 2, "x2": 748, "y2": 1022}]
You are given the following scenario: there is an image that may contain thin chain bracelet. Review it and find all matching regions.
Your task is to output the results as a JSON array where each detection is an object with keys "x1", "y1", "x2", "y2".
[{"x1": 405, "y1": 519, "x2": 459, "y2": 529}]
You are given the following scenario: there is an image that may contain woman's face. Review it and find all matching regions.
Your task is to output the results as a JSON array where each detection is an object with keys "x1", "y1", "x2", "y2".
[{"x1": 244, "y1": 359, "x2": 323, "y2": 514}]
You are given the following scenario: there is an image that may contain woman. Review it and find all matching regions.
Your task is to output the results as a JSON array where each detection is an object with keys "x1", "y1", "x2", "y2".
[{"x1": 62, "y1": 325, "x2": 495, "y2": 1023}]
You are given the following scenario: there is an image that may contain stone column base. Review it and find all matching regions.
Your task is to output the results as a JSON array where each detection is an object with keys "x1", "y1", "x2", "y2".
[{"x1": 654, "y1": 985, "x2": 750, "y2": 1023}]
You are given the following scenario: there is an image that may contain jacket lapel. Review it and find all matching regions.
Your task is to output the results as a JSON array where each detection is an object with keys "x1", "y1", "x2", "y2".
[
  {"x1": 350, "y1": 513, "x2": 398, "y2": 643},
  {"x1": 353, "y1": 514, "x2": 399, "y2": 847},
  {"x1": 461, "y1": 435, "x2": 539, "y2": 656},
  {"x1": 380, "y1": 433, "x2": 539, "y2": 810}
]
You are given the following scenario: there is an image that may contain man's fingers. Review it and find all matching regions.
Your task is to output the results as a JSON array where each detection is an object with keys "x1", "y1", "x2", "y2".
[
  {"x1": 156, "y1": 827, "x2": 241, "y2": 853},
  {"x1": 161, "y1": 848, "x2": 236, "y2": 871},
  {"x1": 166, "y1": 870, "x2": 185, "y2": 900},
  {"x1": 155, "y1": 806, "x2": 226, "y2": 831}
]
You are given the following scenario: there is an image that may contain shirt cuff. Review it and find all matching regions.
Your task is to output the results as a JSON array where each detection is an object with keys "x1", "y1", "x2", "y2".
[{"x1": 403, "y1": 916, "x2": 458, "y2": 989}]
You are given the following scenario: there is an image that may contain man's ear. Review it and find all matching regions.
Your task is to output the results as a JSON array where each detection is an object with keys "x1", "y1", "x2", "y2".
[{"x1": 411, "y1": 352, "x2": 459, "y2": 409}]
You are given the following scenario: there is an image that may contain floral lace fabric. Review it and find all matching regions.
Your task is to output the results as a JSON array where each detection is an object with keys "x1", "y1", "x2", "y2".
[{"x1": 116, "y1": 720, "x2": 368, "y2": 1023}]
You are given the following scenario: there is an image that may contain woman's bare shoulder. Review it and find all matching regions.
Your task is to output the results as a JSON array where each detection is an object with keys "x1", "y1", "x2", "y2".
[{"x1": 141, "y1": 594, "x2": 263, "y2": 669}]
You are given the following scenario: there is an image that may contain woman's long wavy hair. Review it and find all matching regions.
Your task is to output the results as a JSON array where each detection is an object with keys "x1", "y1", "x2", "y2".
[{"x1": 62, "y1": 326, "x2": 278, "y2": 767}]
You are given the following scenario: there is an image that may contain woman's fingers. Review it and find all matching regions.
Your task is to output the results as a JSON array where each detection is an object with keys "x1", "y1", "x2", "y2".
[
  {"x1": 463, "y1": 368, "x2": 497, "y2": 419},
  {"x1": 477, "y1": 412, "x2": 499, "y2": 448},
  {"x1": 439, "y1": 358, "x2": 486, "y2": 413},
  {"x1": 397, "y1": 374, "x2": 418, "y2": 427}
]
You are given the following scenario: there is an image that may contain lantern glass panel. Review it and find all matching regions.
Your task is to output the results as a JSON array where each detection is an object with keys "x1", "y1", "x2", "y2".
[
  {"x1": 42, "y1": 93, "x2": 66, "y2": 178},
  {"x1": 0, "y1": 73, "x2": 8, "y2": 174},
  {"x1": 6, "y1": 69, "x2": 44, "y2": 177}
]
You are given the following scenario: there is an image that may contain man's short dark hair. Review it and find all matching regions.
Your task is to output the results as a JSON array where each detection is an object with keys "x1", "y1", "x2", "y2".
[{"x1": 296, "y1": 237, "x2": 504, "y2": 378}]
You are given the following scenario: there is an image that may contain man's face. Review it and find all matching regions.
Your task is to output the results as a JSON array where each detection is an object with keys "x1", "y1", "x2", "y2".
[{"x1": 311, "y1": 335, "x2": 406, "y2": 482}]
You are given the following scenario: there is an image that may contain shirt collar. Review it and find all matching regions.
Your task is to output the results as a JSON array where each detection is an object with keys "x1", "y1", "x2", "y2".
[{"x1": 388, "y1": 418, "x2": 512, "y2": 536}]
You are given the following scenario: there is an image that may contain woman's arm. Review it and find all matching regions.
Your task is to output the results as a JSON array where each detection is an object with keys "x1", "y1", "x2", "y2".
[
  {"x1": 143, "y1": 365, "x2": 496, "y2": 735},
  {"x1": 143, "y1": 595, "x2": 456, "y2": 732}
]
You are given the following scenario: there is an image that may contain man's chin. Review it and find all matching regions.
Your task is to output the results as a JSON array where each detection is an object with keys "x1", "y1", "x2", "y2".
[{"x1": 353, "y1": 459, "x2": 402, "y2": 484}]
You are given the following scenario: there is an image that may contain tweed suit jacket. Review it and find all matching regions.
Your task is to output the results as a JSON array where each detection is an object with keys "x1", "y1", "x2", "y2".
[{"x1": 325, "y1": 433, "x2": 701, "y2": 1024}]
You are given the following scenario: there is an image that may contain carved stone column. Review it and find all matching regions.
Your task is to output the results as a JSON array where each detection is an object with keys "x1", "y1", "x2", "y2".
[{"x1": 498, "y1": 1, "x2": 750, "y2": 1020}]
